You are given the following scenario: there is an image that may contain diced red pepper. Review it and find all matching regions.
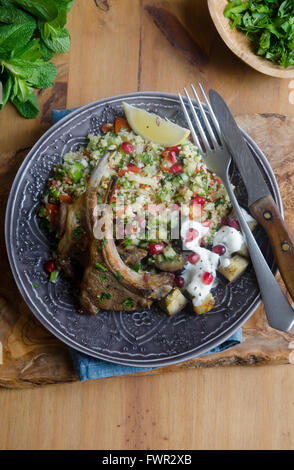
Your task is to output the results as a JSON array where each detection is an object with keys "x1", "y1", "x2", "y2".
[
  {"x1": 170, "y1": 163, "x2": 182, "y2": 174},
  {"x1": 115, "y1": 117, "x2": 131, "y2": 133},
  {"x1": 168, "y1": 151, "x2": 178, "y2": 164},
  {"x1": 101, "y1": 123, "x2": 113, "y2": 134},
  {"x1": 59, "y1": 194, "x2": 73, "y2": 204},
  {"x1": 118, "y1": 163, "x2": 142, "y2": 176},
  {"x1": 167, "y1": 146, "x2": 180, "y2": 153},
  {"x1": 46, "y1": 203, "x2": 59, "y2": 224}
]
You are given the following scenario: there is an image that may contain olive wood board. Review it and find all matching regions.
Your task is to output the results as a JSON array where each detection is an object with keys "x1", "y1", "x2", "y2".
[{"x1": 1, "y1": 113, "x2": 294, "y2": 389}]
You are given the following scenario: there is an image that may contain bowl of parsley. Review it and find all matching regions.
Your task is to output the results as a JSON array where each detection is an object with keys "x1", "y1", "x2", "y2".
[{"x1": 208, "y1": 0, "x2": 294, "y2": 78}]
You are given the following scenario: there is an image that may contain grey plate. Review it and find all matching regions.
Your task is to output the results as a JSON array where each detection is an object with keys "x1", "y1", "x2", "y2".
[{"x1": 5, "y1": 92, "x2": 282, "y2": 367}]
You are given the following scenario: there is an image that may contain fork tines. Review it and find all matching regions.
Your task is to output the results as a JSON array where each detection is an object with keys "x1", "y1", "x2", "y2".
[{"x1": 178, "y1": 84, "x2": 223, "y2": 155}]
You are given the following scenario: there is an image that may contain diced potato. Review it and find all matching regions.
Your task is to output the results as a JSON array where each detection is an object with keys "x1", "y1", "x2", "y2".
[
  {"x1": 247, "y1": 218, "x2": 258, "y2": 232},
  {"x1": 229, "y1": 208, "x2": 258, "y2": 232},
  {"x1": 237, "y1": 241, "x2": 249, "y2": 258},
  {"x1": 159, "y1": 288, "x2": 188, "y2": 316},
  {"x1": 193, "y1": 293, "x2": 215, "y2": 315},
  {"x1": 218, "y1": 254, "x2": 249, "y2": 283}
]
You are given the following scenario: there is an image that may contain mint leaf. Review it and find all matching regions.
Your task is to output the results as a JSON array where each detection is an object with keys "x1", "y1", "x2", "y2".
[
  {"x1": 40, "y1": 39, "x2": 54, "y2": 61},
  {"x1": 0, "y1": 73, "x2": 12, "y2": 109},
  {"x1": 40, "y1": 23, "x2": 70, "y2": 53},
  {"x1": 53, "y1": 0, "x2": 74, "y2": 13},
  {"x1": 11, "y1": 89, "x2": 39, "y2": 118},
  {"x1": 0, "y1": 0, "x2": 74, "y2": 119},
  {"x1": 0, "y1": 5, "x2": 35, "y2": 24},
  {"x1": 2, "y1": 58, "x2": 57, "y2": 88},
  {"x1": 13, "y1": 0, "x2": 58, "y2": 21},
  {"x1": 13, "y1": 76, "x2": 31, "y2": 102},
  {"x1": 0, "y1": 22, "x2": 35, "y2": 52},
  {"x1": 11, "y1": 38, "x2": 43, "y2": 60}
]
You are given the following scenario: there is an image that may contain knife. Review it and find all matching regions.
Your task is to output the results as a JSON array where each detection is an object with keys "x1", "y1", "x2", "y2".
[{"x1": 209, "y1": 89, "x2": 294, "y2": 302}]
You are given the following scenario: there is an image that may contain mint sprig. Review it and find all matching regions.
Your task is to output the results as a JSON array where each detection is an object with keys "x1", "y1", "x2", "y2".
[{"x1": 0, "y1": 0, "x2": 74, "y2": 118}]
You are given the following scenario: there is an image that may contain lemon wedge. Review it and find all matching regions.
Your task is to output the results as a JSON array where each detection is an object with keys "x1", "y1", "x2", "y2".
[{"x1": 122, "y1": 101, "x2": 190, "y2": 147}]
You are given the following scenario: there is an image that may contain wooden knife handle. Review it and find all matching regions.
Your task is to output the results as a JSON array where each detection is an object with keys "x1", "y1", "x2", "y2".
[{"x1": 250, "y1": 195, "x2": 294, "y2": 301}]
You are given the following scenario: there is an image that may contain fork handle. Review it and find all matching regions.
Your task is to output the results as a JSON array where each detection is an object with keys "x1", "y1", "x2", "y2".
[
  {"x1": 250, "y1": 195, "x2": 294, "y2": 302},
  {"x1": 225, "y1": 182, "x2": 294, "y2": 332}
]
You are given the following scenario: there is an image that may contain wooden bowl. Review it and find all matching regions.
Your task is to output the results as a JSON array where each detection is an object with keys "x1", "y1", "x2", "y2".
[{"x1": 208, "y1": 0, "x2": 294, "y2": 79}]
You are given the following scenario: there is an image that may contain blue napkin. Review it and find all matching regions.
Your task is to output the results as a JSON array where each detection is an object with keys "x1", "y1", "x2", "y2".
[{"x1": 52, "y1": 108, "x2": 242, "y2": 381}]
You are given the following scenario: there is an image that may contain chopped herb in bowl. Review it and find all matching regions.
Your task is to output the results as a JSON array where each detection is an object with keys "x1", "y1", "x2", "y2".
[{"x1": 224, "y1": 0, "x2": 294, "y2": 68}]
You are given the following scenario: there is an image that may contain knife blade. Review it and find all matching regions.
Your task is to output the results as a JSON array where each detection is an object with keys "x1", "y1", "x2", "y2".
[
  {"x1": 209, "y1": 89, "x2": 294, "y2": 302},
  {"x1": 209, "y1": 90, "x2": 270, "y2": 207}
]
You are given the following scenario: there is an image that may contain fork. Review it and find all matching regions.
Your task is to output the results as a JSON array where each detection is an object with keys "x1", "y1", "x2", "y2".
[{"x1": 178, "y1": 84, "x2": 294, "y2": 332}]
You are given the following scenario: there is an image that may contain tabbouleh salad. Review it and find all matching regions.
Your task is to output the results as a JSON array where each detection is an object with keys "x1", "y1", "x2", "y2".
[{"x1": 39, "y1": 116, "x2": 232, "y2": 250}]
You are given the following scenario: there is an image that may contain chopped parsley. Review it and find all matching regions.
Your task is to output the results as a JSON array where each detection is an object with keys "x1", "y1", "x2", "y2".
[
  {"x1": 224, "y1": 0, "x2": 294, "y2": 68},
  {"x1": 72, "y1": 226, "x2": 84, "y2": 239},
  {"x1": 123, "y1": 237, "x2": 133, "y2": 246},
  {"x1": 98, "y1": 292, "x2": 112, "y2": 302},
  {"x1": 95, "y1": 263, "x2": 108, "y2": 272},
  {"x1": 116, "y1": 271, "x2": 124, "y2": 280},
  {"x1": 122, "y1": 297, "x2": 135, "y2": 308},
  {"x1": 131, "y1": 263, "x2": 141, "y2": 272}
]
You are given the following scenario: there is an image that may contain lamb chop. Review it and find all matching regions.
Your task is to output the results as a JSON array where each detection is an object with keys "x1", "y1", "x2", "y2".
[{"x1": 56, "y1": 153, "x2": 174, "y2": 313}]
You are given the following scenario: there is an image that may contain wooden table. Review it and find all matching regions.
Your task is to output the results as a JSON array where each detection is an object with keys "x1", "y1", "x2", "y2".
[{"x1": 1, "y1": 0, "x2": 294, "y2": 450}]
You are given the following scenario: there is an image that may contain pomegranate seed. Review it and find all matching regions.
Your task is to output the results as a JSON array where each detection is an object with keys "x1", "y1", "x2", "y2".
[
  {"x1": 168, "y1": 146, "x2": 180, "y2": 153},
  {"x1": 187, "y1": 252, "x2": 200, "y2": 265},
  {"x1": 185, "y1": 228, "x2": 199, "y2": 243},
  {"x1": 202, "y1": 272, "x2": 214, "y2": 285},
  {"x1": 212, "y1": 244, "x2": 226, "y2": 255},
  {"x1": 149, "y1": 242, "x2": 165, "y2": 255},
  {"x1": 193, "y1": 196, "x2": 206, "y2": 205},
  {"x1": 228, "y1": 219, "x2": 240, "y2": 231},
  {"x1": 202, "y1": 220, "x2": 211, "y2": 227},
  {"x1": 121, "y1": 142, "x2": 134, "y2": 154},
  {"x1": 170, "y1": 163, "x2": 182, "y2": 174},
  {"x1": 45, "y1": 259, "x2": 56, "y2": 273},
  {"x1": 168, "y1": 151, "x2": 178, "y2": 164},
  {"x1": 175, "y1": 276, "x2": 185, "y2": 288}
]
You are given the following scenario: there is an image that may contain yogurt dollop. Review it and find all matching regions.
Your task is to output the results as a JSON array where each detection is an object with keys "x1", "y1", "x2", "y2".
[
  {"x1": 180, "y1": 218, "x2": 209, "y2": 252},
  {"x1": 213, "y1": 226, "x2": 245, "y2": 268},
  {"x1": 182, "y1": 247, "x2": 219, "y2": 306},
  {"x1": 181, "y1": 218, "x2": 219, "y2": 307},
  {"x1": 181, "y1": 216, "x2": 250, "y2": 308}
]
